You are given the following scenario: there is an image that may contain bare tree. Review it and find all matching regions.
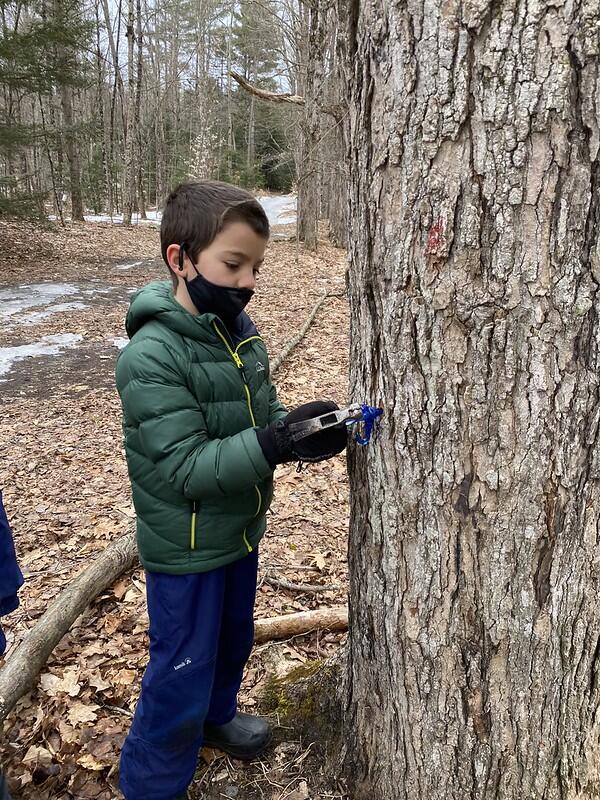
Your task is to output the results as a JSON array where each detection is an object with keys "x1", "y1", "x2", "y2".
[
  {"x1": 54, "y1": 0, "x2": 84, "y2": 221},
  {"x1": 122, "y1": 0, "x2": 136, "y2": 224},
  {"x1": 135, "y1": 0, "x2": 146, "y2": 218}
]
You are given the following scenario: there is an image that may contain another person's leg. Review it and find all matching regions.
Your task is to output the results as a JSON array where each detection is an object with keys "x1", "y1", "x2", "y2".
[
  {"x1": 0, "y1": 769, "x2": 12, "y2": 800},
  {"x1": 119, "y1": 569, "x2": 226, "y2": 800},
  {"x1": 204, "y1": 549, "x2": 271, "y2": 758}
]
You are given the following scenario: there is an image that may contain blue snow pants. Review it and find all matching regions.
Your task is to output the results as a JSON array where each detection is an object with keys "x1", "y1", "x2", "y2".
[
  {"x1": 0, "y1": 769, "x2": 12, "y2": 800},
  {"x1": 119, "y1": 548, "x2": 259, "y2": 800},
  {"x1": 0, "y1": 491, "x2": 23, "y2": 657}
]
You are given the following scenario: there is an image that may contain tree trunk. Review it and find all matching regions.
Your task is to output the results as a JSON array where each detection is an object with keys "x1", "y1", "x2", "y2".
[
  {"x1": 102, "y1": 0, "x2": 126, "y2": 212},
  {"x1": 340, "y1": 1, "x2": 600, "y2": 798},
  {"x1": 50, "y1": 0, "x2": 85, "y2": 223},
  {"x1": 297, "y1": 0, "x2": 324, "y2": 251},
  {"x1": 95, "y1": 0, "x2": 112, "y2": 214},
  {"x1": 38, "y1": 94, "x2": 64, "y2": 225},
  {"x1": 135, "y1": 0, "x2": 146, "y2": 219},
  {"x1": 122, "y1": 0, "x2": 136, "y2": 225},
  {"x1": 226, "y1": 5, "x2": 235, "y2": 177},
  {"x1": 58, "y1": 84, "x2": 84, "y2": 221},
  {"x1": 100, "y1": 0, "x2": 127, "y2": 130},
  {"x1": 321, "y1": 6, "x2": 346, "y2": 247},
  {"x1": 247, "y1": 93, "x2": 256, "y2": 178}
]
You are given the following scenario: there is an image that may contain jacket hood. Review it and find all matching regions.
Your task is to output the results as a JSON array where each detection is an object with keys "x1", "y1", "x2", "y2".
[{"x1": 125, "y1": 281, "x2": 258, "y2": 343}]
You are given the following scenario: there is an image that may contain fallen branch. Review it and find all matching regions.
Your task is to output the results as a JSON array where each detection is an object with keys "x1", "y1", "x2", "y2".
[
  {"x1": 271, "y1": 232, "x2": 298, "y2": 242},
  {"x1": 0, "y1": 529, "x2": 137, "y2": 724},
  {"x1": 271, "y1": 291, "x2": 345, "y2": 375},
  {"x1": 254, "y1": 607, "x2": 348, "y2": 644},
  {"x1": 263, "y1": 575, "x2": 340, "y2": 594}
]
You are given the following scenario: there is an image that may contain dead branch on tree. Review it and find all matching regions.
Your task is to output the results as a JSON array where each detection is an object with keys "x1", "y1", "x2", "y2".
[
  {"x1": 229, "y1": 71, "x2": 344, "y2": 120},
  {"x1": 230, "y1": 71, "x2": 305, "y2": 106}
]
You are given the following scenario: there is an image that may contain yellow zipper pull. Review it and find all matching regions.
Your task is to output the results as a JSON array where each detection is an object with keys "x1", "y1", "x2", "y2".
[
  {"x1": 190, "y1": 501, "x2": 197, "y2": 549},
  {"x1": 233, "y1": 352, "x2": 243, "y2": 369}
]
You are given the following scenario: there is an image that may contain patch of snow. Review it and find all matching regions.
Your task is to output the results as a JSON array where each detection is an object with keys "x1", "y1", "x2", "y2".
[
  {"x1": 84, "y1": 211, "x2": 161, "y2": 226},
  {"x1": 48, "y1": 211, "x2": 161, "y2": 226},
  {"x1": 80, "y1": 286, "x2": 116, "y2": 296},
  {"x1": 0, "y1": 334, "x2": 83, "y2": 377},
  {"x1": 0, "y1": 283, "x2": 81, "y2": 318},
  {"x1": 49, "y1": 194, "x2": 298, "y2": 228},
  {"x1": 19, "y1": 302, "x2": 89, "y2": 325},
  {"x1": 256, "y1": 194, "x2": 297, "y2": 225},
  {"x1": 111, "y1": 337, "x2": 129, "y2": 350},
  {"x1": 116, "y1": 260, "x2": 145, "y2": 270}
]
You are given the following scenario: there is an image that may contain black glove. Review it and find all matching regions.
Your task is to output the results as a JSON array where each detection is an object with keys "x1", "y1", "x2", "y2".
[{"x1": 256, "y1": 400, "x2": 348, "y2": 467}]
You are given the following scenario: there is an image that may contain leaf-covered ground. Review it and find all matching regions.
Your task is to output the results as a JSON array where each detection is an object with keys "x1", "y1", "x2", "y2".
[{"x1": 0, "y1": 219, "x2": 350, "y2": 799}]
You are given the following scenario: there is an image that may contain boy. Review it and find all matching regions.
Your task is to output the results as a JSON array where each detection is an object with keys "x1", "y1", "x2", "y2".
[{"x1": 115, "y1": 180, "x2": 347, "y2": 800}]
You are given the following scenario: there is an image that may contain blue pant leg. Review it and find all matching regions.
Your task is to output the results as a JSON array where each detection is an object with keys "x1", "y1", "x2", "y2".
[
  {"x1": 205, "y1": 549, "x2": 258, "y2": 725},
  {"x1": 119, "y1": 569, "x2": 226, "y2": 800},
  {"x1": 0, "y1": 769, "x2": 12, "y2": 800},
  {"x1": 0, "y1": 490, "x2": 23, "y2": 655}
]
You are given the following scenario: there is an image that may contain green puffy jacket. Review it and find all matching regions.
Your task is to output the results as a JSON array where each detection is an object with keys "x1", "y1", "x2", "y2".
[{"x1": 115, "y1": 281, "x2": 288, "y2": 573}]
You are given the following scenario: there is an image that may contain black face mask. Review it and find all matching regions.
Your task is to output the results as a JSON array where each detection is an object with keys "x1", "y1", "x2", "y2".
[{"x1": 182, "y1": 249, "x2": 254, "y2": 328}]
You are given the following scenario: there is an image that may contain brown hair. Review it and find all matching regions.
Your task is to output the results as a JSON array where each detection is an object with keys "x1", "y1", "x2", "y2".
[{"x1": 160, "y1": 180, "x2": 270, "y2": 288}]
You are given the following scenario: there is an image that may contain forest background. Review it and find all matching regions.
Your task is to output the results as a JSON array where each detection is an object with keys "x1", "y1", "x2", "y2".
[{"x1": 0, "y1": 0, "x2": 313, "y2": 221}]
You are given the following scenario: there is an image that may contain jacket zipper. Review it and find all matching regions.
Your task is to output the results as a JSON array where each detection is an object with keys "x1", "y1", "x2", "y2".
[
  {"x1": 212, "y1": 321, "x2": 264, "y2": 552},
  {"x1": 190, "y1": 500, "x2": 198, "y2": 549},
  {"x1": 212, "y1": 321, "x2": 260, "y2": 422}
]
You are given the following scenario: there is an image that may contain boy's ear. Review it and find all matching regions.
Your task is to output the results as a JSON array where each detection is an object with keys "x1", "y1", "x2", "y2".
[{"x1": 166, "y1": 243, "x2": 184, "y2": 273}]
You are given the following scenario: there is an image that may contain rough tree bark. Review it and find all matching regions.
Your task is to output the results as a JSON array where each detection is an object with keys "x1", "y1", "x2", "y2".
[{"x1": 339, "y1": 1, "x2": 600, "y2": 798}]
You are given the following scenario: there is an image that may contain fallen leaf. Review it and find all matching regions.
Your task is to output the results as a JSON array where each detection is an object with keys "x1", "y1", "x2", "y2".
[
  {"x1": 68, "y1": 702, "x2": 100, "y2": 725},
  {"x1": 22, "y1": 745, "x2": 53, "y2": 767},
  {"x1": 285, "y1": 780, "x2": 310, "y2": 800},
  {"x1": 77, "y1": 753, "x2": 105, "y2": 771},
  {"x1": 88, "y1": 671, "x2": 111, "y2": 692}
]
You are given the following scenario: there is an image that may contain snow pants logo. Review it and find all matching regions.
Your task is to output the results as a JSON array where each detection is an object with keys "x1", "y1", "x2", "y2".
[{"x1": 174, "y1": 657, "x2": 192, "y2": 671}]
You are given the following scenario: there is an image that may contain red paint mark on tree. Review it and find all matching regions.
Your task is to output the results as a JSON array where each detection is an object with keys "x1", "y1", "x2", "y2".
[{"x1": 425, "y1": 217, "x2": 445, "y2": 256}]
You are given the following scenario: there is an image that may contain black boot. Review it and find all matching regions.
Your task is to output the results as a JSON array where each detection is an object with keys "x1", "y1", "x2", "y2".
[{"x1": 203, "y1": 712, "x2": 272, "y2": 760}]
